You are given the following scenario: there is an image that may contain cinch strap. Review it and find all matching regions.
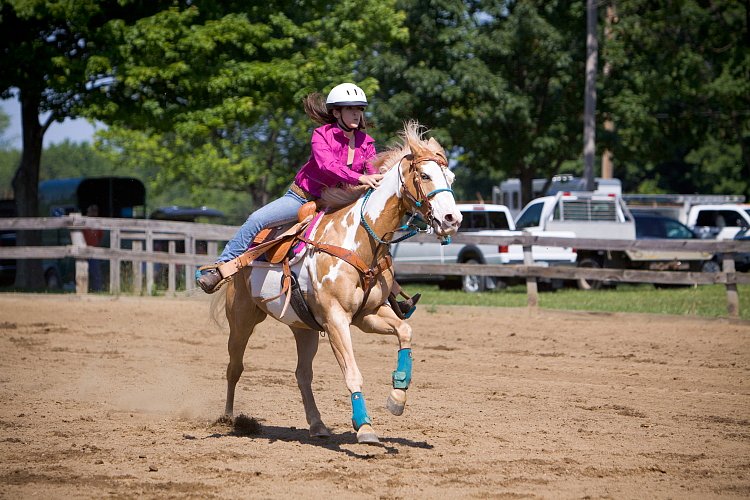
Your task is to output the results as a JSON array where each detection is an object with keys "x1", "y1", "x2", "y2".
[{"x1": 392, "y1": 348, "x2": 413, "y2": 390}]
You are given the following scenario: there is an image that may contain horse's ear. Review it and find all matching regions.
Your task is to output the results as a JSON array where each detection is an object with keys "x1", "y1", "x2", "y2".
[{"x1": 427, "y1": 137, "x2": 441, "y2": 151}]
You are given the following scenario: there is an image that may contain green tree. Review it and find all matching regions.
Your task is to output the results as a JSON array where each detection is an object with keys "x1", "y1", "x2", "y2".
[
  {"x1": 0, "y1": 0, "x2": 170, "y2": 286},
  {"x1": 601, "y1": 0, "x2": 750, "y2": 197},
  {"x1": 0, "y1": 107, "x2": 9, "y2": 148},
  {"x1": 39, "y1": 140, "x2": 120, "y2": 180},
  {"x1": 92, "y1": 1, "x2": 406, "y2": 212},
  {"x1": 0, "y1": 108, "x2": 18, "y2": 198},
  {"x1": 0, "y1": 0, "x2": 405, "y2": 287},
  {"x1": 366, "y1": 0, "x2": 587, "y2": 205}
]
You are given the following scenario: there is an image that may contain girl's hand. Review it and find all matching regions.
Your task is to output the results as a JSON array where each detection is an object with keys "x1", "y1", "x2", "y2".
[{"x1": 359, "y1": 173, "x2": 384, "y2": 188}]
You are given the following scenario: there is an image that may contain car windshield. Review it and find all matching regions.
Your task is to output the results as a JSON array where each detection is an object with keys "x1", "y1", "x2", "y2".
[
  {"x1": 457, "y1": 210, "x2": 511, "y2": 232},
  {"x1": 516, "y1": 202, "x2": 543, "y2": 229},
  {"x1": 635, "y1": 215, "x2": 694, "y2": 239},
  {"x1": 663, "y1": 219, "x2": 694, "y2": 239}
]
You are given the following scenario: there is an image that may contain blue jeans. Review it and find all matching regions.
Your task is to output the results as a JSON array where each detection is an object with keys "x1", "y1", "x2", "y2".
[{"x1": 218, "y1": 189, "x2": 307, "y2": 262}]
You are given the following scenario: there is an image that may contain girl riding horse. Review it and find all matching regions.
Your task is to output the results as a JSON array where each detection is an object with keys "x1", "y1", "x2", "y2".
[
  {"x1": 198, "y1": 83, "x2": 419, "y2": 315},
  {"x1": 216, "y1": 121, "x2": 462, "y2": 443}
]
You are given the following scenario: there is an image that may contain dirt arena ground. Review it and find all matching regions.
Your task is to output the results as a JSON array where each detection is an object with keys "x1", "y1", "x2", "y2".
[{"x1": 0, "y1": 293, "x2": 748, "y2": 499}]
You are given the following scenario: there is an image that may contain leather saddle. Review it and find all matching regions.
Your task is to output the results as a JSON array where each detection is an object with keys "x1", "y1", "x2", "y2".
[{"x1": 249, "y1": 200, "x2": 320, "y2": 264}]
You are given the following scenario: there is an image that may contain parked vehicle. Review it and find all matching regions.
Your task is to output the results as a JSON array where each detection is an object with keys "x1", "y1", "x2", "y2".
[
  {"x1": 686, "y1": 204, "x2": 750, "y2": 241},
  {"x1": 577, "y1": 211, "x2": 718, "y2": 289},
  {"x1": 391, "y1": 203, "x2": 576, "y2": 293},
  {"x1": 733, "y1": 228, "x2": 750, "y2": 272},
  {"x1": 0, "y1": 200, "x2": 15, "y2": 286},
  {"x1": 493, "y1": 174, "x2": 622, "y2": 218},
  {"x1": 713, "y1": 227, "x2": 750, "y2": 273},
  {"x1": 2, "y1": 177, "x2": 147, "y2": 289},
  {"x1": 632, "y1": 211, "x2": 718, "y2": 271},
  {"x1": 514, "y1": 192, "x2": 717, "y2": 289},
  {"x1": 622, "y1": 194, "x2": 748, "y2": 241}
]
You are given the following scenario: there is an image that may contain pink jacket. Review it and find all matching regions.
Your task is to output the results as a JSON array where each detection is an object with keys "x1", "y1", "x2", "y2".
[{"x1": 294, "y1": 123, "x2": 377, "y2": 197}]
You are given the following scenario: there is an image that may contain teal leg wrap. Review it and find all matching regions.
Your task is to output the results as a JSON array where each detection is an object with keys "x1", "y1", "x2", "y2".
[
  {"x1": 403, "y1": 305, "x2": 416, "y2": 319},
  {"x1": 351, "y1": 392, "x2": 371, "y2": 430},
  {"x1": 392, "y1": 348, "x2": 413, "y2": 390}
]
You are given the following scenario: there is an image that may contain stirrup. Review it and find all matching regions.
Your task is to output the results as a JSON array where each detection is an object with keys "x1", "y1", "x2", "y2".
[
  {"x1": 389, "y1": 291, "x2": 421, "y2": 319},
  {"x1": 196, "y1": 264, "x2": 233, "y2": 294}
]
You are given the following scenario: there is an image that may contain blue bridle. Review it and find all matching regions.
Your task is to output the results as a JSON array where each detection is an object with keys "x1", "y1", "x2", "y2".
[{"x1": 360, "y1": 155, "x2": 455, "y2": 246}]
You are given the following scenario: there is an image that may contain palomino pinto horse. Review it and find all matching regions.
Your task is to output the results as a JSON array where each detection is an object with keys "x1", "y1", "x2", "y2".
[{"x1": 216, "y1": 122, "x2": 461, "y2": 444}]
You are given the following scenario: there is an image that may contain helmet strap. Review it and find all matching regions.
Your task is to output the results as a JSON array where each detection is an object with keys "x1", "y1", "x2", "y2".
[{"x1": 337, "y1": 117, "x2": 354, "y2": 132}]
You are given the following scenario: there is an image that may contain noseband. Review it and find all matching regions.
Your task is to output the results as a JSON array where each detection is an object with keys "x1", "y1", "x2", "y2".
[{"x1": 400, "y1": 154, "x2": 453, "y2": 221}]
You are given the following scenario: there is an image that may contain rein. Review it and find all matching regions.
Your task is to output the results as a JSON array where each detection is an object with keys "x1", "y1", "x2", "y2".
[
  {"x1": 296, "y1": 234, "x2": 393, "y2": 291},
  {"x1": 297, "y1": 153, "x2": 454, "y2": 296}
]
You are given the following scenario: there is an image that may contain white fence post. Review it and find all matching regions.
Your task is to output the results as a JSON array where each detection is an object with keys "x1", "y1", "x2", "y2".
[
  {"x1": 70, "y1": 229, "x2": 89, "y2": 295},
  {"x1": 109, "y1": 228, "x2": 121, "y2": 295},
  {"x1": 723, "y1": 253, "x2": 739, "y2": 318},
  {"x1": 523, "y1": 244, "x2": 538, "y2": 308}
]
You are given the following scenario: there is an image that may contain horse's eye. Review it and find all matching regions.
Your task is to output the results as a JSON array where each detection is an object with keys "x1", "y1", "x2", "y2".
[{"x1": 420, "y1": 173, "x2": 430, "y2": 181}]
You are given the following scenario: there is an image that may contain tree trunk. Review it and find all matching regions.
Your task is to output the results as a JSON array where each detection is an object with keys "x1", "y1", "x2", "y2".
[
  {"x1": 11, "y1": 93, "x2": 45, "y2": 289},
  {"x1": 519, "y1": 166, "x2": 536, "y2": 209},
  {"x1": 583, "y1": 0, "x2": 598, "y2": 191}
]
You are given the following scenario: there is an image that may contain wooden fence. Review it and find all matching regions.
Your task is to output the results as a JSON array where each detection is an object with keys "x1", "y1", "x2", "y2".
[{"x1": 1, "y1": 215, "x2": 748, "y2": 317}]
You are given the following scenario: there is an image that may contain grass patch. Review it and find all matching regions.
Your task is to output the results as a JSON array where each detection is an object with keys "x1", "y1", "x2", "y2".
[{"x1": 400, "y1": 283, "x2": 750, "y2": 320}]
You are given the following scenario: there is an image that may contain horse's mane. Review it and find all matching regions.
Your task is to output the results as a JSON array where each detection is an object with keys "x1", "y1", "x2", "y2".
[
  {"x1": 319, "y1": 120, "x2": 446, "y2": 209},
  {"x1": 319, "y1": 185, "x2": 369, "y2": 209}
]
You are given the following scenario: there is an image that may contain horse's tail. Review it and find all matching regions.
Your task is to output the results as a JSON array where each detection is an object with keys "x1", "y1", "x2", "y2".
[{"x1": 209, "y1": 278, "x2": 231, "y2": 327}]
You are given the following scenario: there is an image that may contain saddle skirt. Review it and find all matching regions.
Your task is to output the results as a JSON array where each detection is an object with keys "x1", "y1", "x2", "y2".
[
  {"x1": 249, "y1": 208, "x2": 325, "y2": 268},
  {"x1": 246, "y1": 209, "x2": 326, "y2": 329}
]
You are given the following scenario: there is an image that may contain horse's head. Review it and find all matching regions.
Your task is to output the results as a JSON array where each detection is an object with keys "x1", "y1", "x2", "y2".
[{"x1": 399, "y1": 134, "x2": 462, "y2": 238}]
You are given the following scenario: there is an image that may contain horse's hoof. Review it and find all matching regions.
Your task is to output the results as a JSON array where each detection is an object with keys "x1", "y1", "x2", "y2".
[
  {"x1": 310, "y1": 422, "x2": 331, "y2": 438},
  {"x1": 356, "y1": 424, "x2": 380, "y2": 445},
  {"x1": 386, "y1": 388, "x2": 407, "y2": 416}
]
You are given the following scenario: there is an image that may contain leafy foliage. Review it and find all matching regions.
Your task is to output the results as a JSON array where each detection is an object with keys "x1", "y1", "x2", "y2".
[
  {"x1": 365, "y1": 0, "x2": 587, "y2": 204},
  {"x1": 601, "y1": 0, "x2": 750, "y2": 197},
  {"x1": 90, "y1": 1, "x2": 406, "y2": 211},
  {"x1": 1, "y1": 0, "x2": 748, "y2": 225}
]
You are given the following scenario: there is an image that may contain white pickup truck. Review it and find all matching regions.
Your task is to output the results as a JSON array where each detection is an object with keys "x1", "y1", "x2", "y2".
[
  {"x1": 514, "y1": 191, "x2": 716, "y2": 289},
  {"x1": 391, "y1": 203, "x2": 576, "y2": 292},
  {"x1": 686, "y1": 204, "x2": 750, "y2": 240}
]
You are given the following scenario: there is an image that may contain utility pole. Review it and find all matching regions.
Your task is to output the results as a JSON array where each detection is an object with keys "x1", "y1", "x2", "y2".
[
  {"x1": 601, "y1": 5, "x2": 616, "y2": 179},
  {"x1": 583, "y1": 0, "x2": 598, "y2": 191}
]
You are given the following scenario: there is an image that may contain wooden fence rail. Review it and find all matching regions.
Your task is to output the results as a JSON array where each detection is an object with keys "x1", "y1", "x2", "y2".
[{"x1": 1, "y1": 215, "x2": 748, "y2": 316}]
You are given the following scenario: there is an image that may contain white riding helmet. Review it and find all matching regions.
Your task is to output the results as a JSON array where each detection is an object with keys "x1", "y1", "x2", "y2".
[{"x1": 326, "y1": 83, "x2": 368, "y2": 109}]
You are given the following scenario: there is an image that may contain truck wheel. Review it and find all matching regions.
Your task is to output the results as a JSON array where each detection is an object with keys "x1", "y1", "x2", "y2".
[
  {"x1": 701, "y1": 260, "x2": 721, "y2": 273},
  {"x1": 462, "y1": 259, "x2": 486, "y2": 293},
  {"x1": 577, "y1": 258, "x2": 606, "y2": 290}
]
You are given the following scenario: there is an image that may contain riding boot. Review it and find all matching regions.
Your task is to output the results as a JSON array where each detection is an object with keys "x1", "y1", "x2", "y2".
[
  {"x1": 388, "y1": 282, "x2": 421, "y2": 319},
  {"x1": 398, "y1": 292, "x2": 421, "y2": 317},
  {"x1": 196, "y1": 266, "x2": 225, "y2": 294}
]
